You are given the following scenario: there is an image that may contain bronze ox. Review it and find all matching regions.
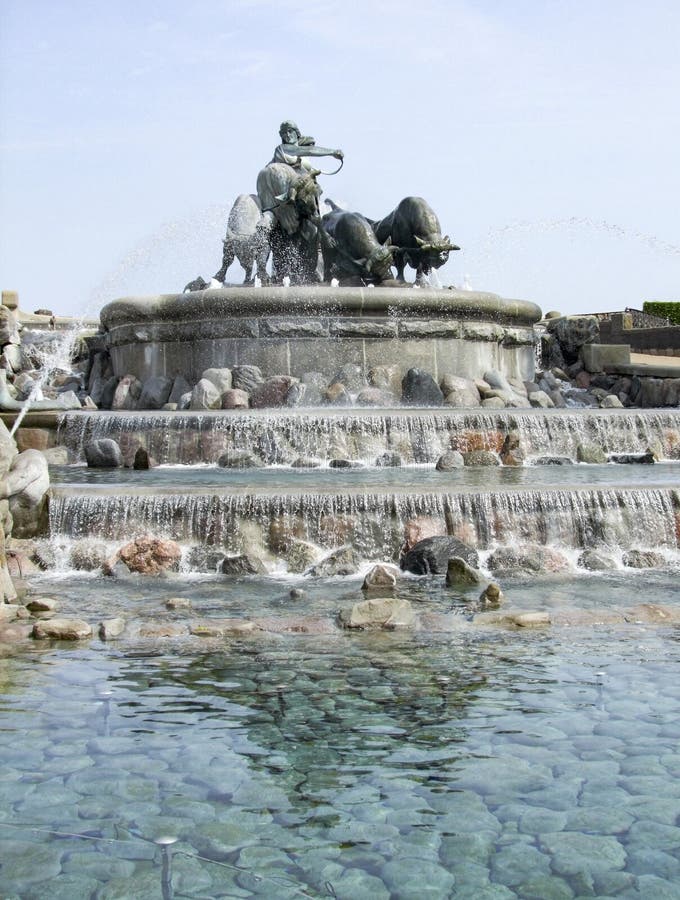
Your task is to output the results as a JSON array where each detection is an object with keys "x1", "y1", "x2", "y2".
[
  {"x1": 320, "y1": 205, "x2": 397, "y2": 284},
  {"x1": 373, "y1": 196, "x2": 459, "y2": 283},
  {"x1": 256, "y1": 163, "x2": 323, "y2": 283}
]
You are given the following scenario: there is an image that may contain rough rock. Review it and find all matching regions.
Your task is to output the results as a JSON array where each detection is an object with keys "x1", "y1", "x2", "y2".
[
  {"x1": 119, "y1": 536, "x2": 182, "y2": 575},
  {"x1": 190, "y1": 378, "x2": 221, "y2": 410},
  {"x1": 250, "y1": 376, "x2": 298, "y2": 408},
  {"x1": 446, "y1": 556, "x2": 485, "y2": 587},
  {"x1": 576, "y1": 443, "x2": 608, "y2": 464},
  {"x1": 3, "y1": 449, "x2": 50, "y2": 538},
  {"x1": 111, "y1": 374, "x2": 143, "y2": 410},
  {"x1": 623, "y1": 549, "x2": 666, "y2": 569},
  {"x1": 356, "y1": 387, "x2": 396, "y2": 406},
  {"x1": 217, "y1": 448, "x2": 264, "y2": 469},
  {"x1": 220, "y1": 553, "x2": 268, "y2": 575},
  {"x1": 222, "y1": 388, "x2": 250, "y2": 409},
  {"x1": 137, "y1": 375, "x2": 173, "y2": 410},
  {"x1": 84, "y1": 438, "x2": 123, "y2": 468},
  {"x1": 609, "y1": 452, "x2": 655, "y2": 465},
  {"x1": 362, "y1": 563, "x2": 401, "y2": 592},
  {"x1": 132, "y1": 447, "x2": 158, "y2": 470},
  {"x1": 601, "y1": 394, "x2": 624, "y2": 408},
  {"x1": 529, "y1": 390, "x2": 555, "y2": 409},
  {"x1": 578, "y1": 549, "x2": 618, "y2": 570},
  {"x1": 307, "y1": 545, "x2": 362, "y2": 577},
  {"x1": 533, "y1": 456, "x2": 573, "y2": 466},
  {"x1": 329, "y1": 363, "x2": 365, "y2": 393},
  {"x1": 32, "y1": 618, "x2": 92, "y2": 640},
  {"x1": 201, "y1": 367, "x2": 232, "y2": 395},
  {"x1": 231, "y1": 365, "x2": 264, "y2": 393},
  {"x1": 401, "y1": 368, "x2": 444, "y2": 406},
  {"x1": 488, "y1": 544, "x2": 571, "y2": 575},
  {"x1": 436, "y1": 450, "x2": 465, "y2": 471},
  {"x1": 323, "y1": 383, "x2": 352, "y2": 406},
  {"x1": 168, "y1": 375, "x2": 193, "y2": 405},
  {"x1": 401, "y1": 535, "x2": 479, "y2": 575},
  {"x1": 25, "y1": 596, "x2": 59, "y2": 613},
  {"x1": 339, "y1": 597, "x2": 416, "y2": 629},
  {"x1": 479, "y1": 582, "x2": 504, "y2": 608},
  {"x1": 286, "y1": 539, "x2": 323, "y2": 574}
]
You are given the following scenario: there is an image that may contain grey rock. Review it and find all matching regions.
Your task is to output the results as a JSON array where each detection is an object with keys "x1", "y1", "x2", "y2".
[
  {"x1": 488, "y1": 544, "x2": 571, "y2": 575},
  {"x1": 85, "y1": 438, "x2": 123, "y2": 468},
  {"x1": 220, "y1": 553, "x2": 267, "y2": 575},
  {"x1": 609, "y1": 451, "x2": 655, "y2": 464},
  {"x1": 401, "y1": 535, "x2": 479, "y2": 575},
  {"x1": 600, "y1": 393, "x2": 624, "y2": 408},
  {"x1": 339, "y1": 596, "x2": 416, "y2": 629},
  {"x1": 436, "y1": 450, "x2": 464, "y2": 470},
  {"x1": 133, "y1": 447, "x2": 157, "y2": 469},
  {"x1": 533, "y1": 456, "x2": 574, "y2": 466},
  {"x1": 446, "y1": 556, "x2": 484, "y2": 587},
  {"x1": 32, "y1": 618, "x2": 92, "y2": 640},
  {"x1": 217, "y1": 449, "x2": 264, "y2": 468},
  {"x1": 111, "y1": 374, "x2": 142, "y2": 410},
  {"x1": 190, "y1": 378, "x2": 221, "y2": 410},
  {"x1": 578, "y1": 549, "x2": 618, "y2": 570},
  {"x1": 168, "y1": 375, "x2": 193, "y2": 404},
  {"x1": 201, "y1": 366, "x2": 232, "y2": 394},
  {"x1": 231, "y1": 365, "x2": 264, "y2": 393},
  {"x1": 362, "y1": 563, "x2": 400, "y2": 592},
  {"x1": 329, "y1": 363, "x2": 365, "y2": 392},
  {"x1": 137, "y1": 375, "x2": 173, "y2": 410},
  {"x1": 401, "y1": 367, "x2": 444, "y2": 406},
  {"x1": 529, "y1": 389, "x2": 555, "y2": 408},
  {"x1": 576, "y1": 443, "x2": 607, "y2": 464},
  {"x1": 623, "y1": 548, "x2": 665, "y2": 568},
  {"x1": 308, "y1": 545, "x2": 362, "y2": 577},
  {"x1": 375, "y1": 451, "x2": 403, "y2": 467},
  {"x1": 286, "y1": 539, "x2": 322, "y2": 574}
]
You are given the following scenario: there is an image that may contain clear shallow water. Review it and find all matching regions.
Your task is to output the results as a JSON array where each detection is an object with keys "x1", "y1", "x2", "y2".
[
  {"x1": 2, "y1": 572, "x2": 680, "y2": 897},
  {"x1": 50, "y1": 461, "x2": 680, "y2": 493}
]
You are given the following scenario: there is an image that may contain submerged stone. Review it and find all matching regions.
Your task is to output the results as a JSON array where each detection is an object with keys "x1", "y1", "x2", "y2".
[{"x1": 339, "y1": 597, "x2": 416, "y2": 629}]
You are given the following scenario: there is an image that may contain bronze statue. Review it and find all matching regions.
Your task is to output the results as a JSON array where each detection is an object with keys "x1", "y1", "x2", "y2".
[{"x1": 270, "y1": 121, "x2": 343, "y2": 172}]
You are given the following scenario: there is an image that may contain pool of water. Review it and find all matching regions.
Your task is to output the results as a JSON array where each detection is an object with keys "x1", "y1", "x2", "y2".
[
  {"x1": 50, "y1": 461, "x2": 680, "y2": 494},
  {"x1": 2, "y1": 571, "x2": 680, "y2": 897}
]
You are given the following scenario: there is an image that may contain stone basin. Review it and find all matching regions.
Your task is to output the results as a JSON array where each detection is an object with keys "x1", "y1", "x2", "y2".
[{"x1": 100, "y1": 285, "x2": 542, "y2": 383}]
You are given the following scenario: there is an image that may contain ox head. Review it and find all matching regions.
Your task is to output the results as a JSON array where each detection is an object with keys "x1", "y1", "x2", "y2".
[
  {"x1": 275, "y1": 170, "x2": 322, "y2": 219},
  {"x1": 414, "y1": 234, "x2": 460, "y2": 267},
  {"x1": 354, "y1": 238, "x2": 398, "y2": 281}
]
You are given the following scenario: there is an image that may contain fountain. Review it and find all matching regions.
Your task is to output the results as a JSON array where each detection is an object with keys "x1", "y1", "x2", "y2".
[{"x1": 1, "y1": 124, "x2": 680, "y2": 898}]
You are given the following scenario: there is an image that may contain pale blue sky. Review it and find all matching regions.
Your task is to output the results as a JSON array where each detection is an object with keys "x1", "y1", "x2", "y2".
[{"x1": 2, "y1": 0, "x2": 679, "y2": 318}]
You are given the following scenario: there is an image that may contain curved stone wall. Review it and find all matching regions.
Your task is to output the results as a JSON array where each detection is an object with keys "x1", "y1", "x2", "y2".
[{"x1": 100, "y1": 286, "x2": 542, "y2": 383}]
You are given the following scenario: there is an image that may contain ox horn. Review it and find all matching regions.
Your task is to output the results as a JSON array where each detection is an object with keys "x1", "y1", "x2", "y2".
[
  {"x1": 274, "y1": 191, "x2": 289, "y2": 203},
  {"x1": 415, "y1": 235, "x2": 434, "y2": 252}
]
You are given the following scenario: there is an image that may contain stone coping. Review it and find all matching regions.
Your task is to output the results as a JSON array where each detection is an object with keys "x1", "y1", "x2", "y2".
[{"x1": 100, "y1": 285, "x2": 543, "y2": 329}]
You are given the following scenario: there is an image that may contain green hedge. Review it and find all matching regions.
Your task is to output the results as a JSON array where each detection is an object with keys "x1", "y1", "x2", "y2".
[{"x1": 643, "y1": 301, "x2": 680, "y2": 325}]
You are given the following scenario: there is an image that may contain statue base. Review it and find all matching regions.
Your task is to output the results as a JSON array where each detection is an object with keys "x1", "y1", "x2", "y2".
[{"x1": 100, "y1": 285, "x2": 542, "y2": 383}]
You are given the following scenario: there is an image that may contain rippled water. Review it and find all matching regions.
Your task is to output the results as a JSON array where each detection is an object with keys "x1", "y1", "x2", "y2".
[{"x1": 2, "y1": 572, "x2": 680, "y2": 897}]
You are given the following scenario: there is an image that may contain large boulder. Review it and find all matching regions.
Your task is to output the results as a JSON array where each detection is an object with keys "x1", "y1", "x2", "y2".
[
  {"x1": 220, "y1": 553, "x2": 268, "y2": 575},
  {"x1": 111, "y1": 374, "x2": 142, "y2": 410},
  {"x1": 119, "y1": 537, "x2": 182, "y2": 575},
  {"x1": 32, "y1": 618, "x2": 92, "y2": 640},
  {"x1": 137, "y1": 376, "x2": 173, "y2": 410},
  {"x1": 231, "y1": 365, "x2": 264, "y2": 394},
  {"x1": 201, "y1": 367, "x2": 232, "y2": 395},
  {"x1": 250, "y1": 376, "x2": 299, "y2": 408},
  {"x1": 546, "y1": 315, "x2": 600, "y2": 363},
  {"x1": 488, "y1": 544, "x2": 571, "y2": 575},
  {"x1": 307, "y1": 545, "x2": 362, "y2": 577},
  {"x1": 190, "y1": 378, "x2": 221, "y2": 410},
  {"x1": 401, "y1": 368, "x2": 444, "y2": 406},
  {"x1": 401, "y1": 536, "x2": 479, "y2": 575},
  {"x1": 3, "y1": 449, "x2": 50, "y2": 538},
  {"x1": 339, "y1": 597, "x2": 416, "y2": 629},
  {"x1": 623, "y1": 549, "x2": 666, "y2": 569},
  {"x1": 85, "y1": 438, "x2": 123, "y2": 468}
]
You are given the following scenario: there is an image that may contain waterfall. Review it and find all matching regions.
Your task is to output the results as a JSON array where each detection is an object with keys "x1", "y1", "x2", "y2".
[{"x1": 58, "y1": 409, "x2": 680, "y2": 465}]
